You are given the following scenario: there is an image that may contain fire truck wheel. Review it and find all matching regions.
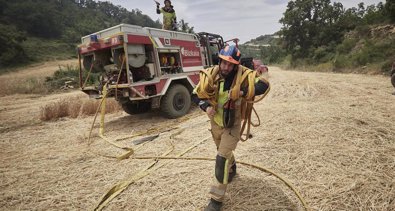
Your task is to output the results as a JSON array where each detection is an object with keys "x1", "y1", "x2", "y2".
[
  {"x1": 160, "y1": 84, "x2": 191, "y2": 119},
  {"x1": 120, "y1": 100, "x2": 151, "y2": 115}
]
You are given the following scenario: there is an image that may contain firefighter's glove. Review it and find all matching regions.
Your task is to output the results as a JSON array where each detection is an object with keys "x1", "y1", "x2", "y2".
[
  {"x1": 206, "y1": 106, "x2": 215, "y2": 118},
  {"x1": 198, "y1": 100, "x2": 210, "y2": 112},
  {"x1": 172, "y1": 21, "x2": 178, "y2": 31},
  {"x1": 191, "y1": 94, "x2": 211, "y2": 112}
]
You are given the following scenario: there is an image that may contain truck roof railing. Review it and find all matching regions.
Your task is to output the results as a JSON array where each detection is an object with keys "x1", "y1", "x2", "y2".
[{"x1": 81, "y1": 24, "x2": 199, "y2": 45}]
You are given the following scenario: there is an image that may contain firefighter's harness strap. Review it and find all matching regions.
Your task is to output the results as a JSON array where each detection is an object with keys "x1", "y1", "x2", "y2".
[{"x1": 195, "y1": 65, "x2": 270, "y2": 141}]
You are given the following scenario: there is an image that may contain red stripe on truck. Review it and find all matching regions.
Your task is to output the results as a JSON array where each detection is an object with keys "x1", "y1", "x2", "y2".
[
  {"x1": 168, "y1": 39, "x2": 203, "y2": 68},
  {"x1": 127, "y1": 35, "x2": 152, "y2": 44}
]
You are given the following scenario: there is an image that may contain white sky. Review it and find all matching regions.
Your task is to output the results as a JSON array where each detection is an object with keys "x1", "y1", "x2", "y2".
[{"x1": 107, "y1": 0, "x2": 384, "y2": 43}]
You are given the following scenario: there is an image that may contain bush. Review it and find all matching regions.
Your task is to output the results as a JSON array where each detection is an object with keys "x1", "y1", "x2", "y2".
[
  {"x1": 45, "y1": 64, "x2": 100, "y2": 91},
  {"x1": 381, "y1": 60, "x2": 395, "y2": 75},
  {"x1": 351, "y1": 39, "x2": 390, "y2": 66},
  {"x1": 312, "y1": 47, "x2": 335, "y2": 63},
  {"x1": 337, "y1": 38, "x2": 358, "y2": 54},
  {"x1": 353, "y1": 50, "x2": 370, "y2": 65},
  {"x1": 45, "y1": 65, "x2": 79, "y2": 90},
  {"x1": 0, "y1": 24, "x2": 28, "y2": 69},
  {"x1": 40, "y1": 96, "x2": 121, "y2": 121},
  {"x1": 333, "y1": 54, "x2": 351, "y2": 69}
]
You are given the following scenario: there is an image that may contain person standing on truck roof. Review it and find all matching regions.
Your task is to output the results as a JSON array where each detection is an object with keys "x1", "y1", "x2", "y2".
[
  {"x1": 155, "y1": 0, "x2": 177, "y2": 31},
  {"x1": 191, "y1": 46, "x2": 270, "y2": 211}
]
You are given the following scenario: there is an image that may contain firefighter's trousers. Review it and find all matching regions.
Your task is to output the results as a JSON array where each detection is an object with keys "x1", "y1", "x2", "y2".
[{"x1": 209, "y1": 118, "x2": 241, "y2": 202}]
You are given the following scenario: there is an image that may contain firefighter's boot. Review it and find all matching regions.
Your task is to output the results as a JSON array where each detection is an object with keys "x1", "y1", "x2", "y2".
[{"x1": 204, "y1": 199, "x2": 223, "y2": 211}]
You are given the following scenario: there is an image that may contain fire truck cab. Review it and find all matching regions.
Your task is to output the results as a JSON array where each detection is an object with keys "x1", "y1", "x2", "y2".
[{"x1": 78, "y1": 24, "x2": 227, "y2": 118}]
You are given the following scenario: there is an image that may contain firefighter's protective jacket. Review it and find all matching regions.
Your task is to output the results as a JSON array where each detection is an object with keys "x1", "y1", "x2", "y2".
[
  {"x1": 157, "y1": 6, "x2": 177, "y2": 30},
  {"x1": 192, "y1": 65, "x2": 270, "y2": 128}
]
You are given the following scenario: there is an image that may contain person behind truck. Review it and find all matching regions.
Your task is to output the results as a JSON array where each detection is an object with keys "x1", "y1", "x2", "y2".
[
  {"x1": 156, "y1": 0, "x2": 177, "y2": 31},
  {"x1": 191, "y1": 45, "x2": 270, "y2": 211}
]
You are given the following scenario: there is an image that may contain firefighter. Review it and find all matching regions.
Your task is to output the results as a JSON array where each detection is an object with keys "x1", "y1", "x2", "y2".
[
  {"x1": 155, "y1": 0, "x2": 177, "y2": 31},
  {"x1": 192, "y1": 46, "x2": 270, "y2": 211}
]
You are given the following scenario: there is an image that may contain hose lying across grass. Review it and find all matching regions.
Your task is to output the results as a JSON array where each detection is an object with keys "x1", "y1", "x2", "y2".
[
  {"x1": 132, "y1": 156, "x2": 309, "y2": 210},
  {"x1": 91, "y1": 131, "x2": 309, "y2": 210},
  {"x1": 89, "y1": 86, "x2": 309, "y2": 211}
]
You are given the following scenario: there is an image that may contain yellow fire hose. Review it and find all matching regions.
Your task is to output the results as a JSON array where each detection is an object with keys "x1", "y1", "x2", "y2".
[
  {"x1": 88, "y1": 84, "x2": 134, "y2": 160},
  {"x1": 195, "y1": 65, "x2": 271, "y2": 141},
  {"x1": 93, "y1": 154, "x2": 310, "y2": 211},
  {"x1": 88, "y1": 66, "x2": 309, "y2": 211},
  {"x1": 90, "y1": 116, "x2": 310, "y2": 211},
  {"x1": 93, "y1": 135, "x2": 208, "y2": 211},
  {"x1": 132, "y1": 156, "x2": 309, "y2": 211}
]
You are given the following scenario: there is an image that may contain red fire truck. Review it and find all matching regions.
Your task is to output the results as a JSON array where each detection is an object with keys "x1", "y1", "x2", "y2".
[{"x1": 77, "y1": 24, "x2": 231, "y2": 118}]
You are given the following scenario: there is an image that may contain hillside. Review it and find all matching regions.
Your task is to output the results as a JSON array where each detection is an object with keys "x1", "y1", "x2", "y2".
[
  {"x1": 241, "y1": 0, "x2": 395, "y2": 74},
  {"x1": 241, "y1": 24, "x2": 395, "y2": 75},
  {"x1": 0, "y1": 0, "x2": 162, "y2": 70},
  {"x1": 240, "y1": 34, "x2": 283, "y2": 65}
]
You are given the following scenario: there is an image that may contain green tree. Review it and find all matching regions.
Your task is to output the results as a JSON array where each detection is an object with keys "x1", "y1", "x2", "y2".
[
  {"x1": 363, "y1": 3, "x2": 387, "y2": 24},
  {"x1": 178, "y1": 19, "x2": 194, "y2": 33},
  {"x1": 3, "y1": 0, "x2": 64, "y2": 38},
  {"x1": 0, "y1": 24, "x2": 27, "y2": 68},
  {"x1": 279, "y1": 0, "x2": 337, "y2": 59},
  {"x1": 0, "y1": 0, "x2": 168, "y2": 68},
  {"x1": 386, "y1": 0, "x2": 395, "y2": 22},
  {"x1": 278, "y1": 0, "x2": 383, "y2": 64}
]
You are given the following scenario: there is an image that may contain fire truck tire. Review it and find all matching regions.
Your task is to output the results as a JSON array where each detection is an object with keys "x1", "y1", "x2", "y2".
[
  {"x1": 160, "y1": 84, "x2": 191, "y2": 118},
  {"x1": 120, "y1": 100, "x2": 151, "y2": 115}
]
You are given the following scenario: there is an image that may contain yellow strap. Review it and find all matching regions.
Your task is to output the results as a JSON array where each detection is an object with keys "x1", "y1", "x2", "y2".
[
  {"x1": 194, "y1": 65, "x2": 270, "y2": 141},
  {"x1": 115, "y1": 56, "x2": 126, "y2": 100},
  {"x1": 223, "y1": 159, "x2": 229, "y2": 185},
  {"x1": 195, "y1": 67, "x2": 219, "y2": 107},
  {"x1": 99, "y1": 86, "x2": 107, "y2": 135},
  {"x1": 148, "y1": 35, "x2": 159, "y2": 48},
  {"x1": 87, "y1": 84, "x2": 135, "y2": 160},
  {"x1": 82, "y1": 61, "x2": 95, "y2": 88}
]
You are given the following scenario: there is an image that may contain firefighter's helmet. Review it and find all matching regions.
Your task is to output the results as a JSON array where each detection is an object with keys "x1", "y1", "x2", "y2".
[{"x1": 218, "y1": 45, "x2": 241, "y2": 65}]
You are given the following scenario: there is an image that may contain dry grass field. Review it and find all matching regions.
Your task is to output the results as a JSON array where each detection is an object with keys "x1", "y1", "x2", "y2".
[{"x1": 0, "y1": 61, "x2": 394, "y2": 211}]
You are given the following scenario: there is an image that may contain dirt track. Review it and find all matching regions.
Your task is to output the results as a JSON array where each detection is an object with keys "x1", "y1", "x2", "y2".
[{"x1": 1, "y1": 63, "x2": 394, "y2": 211}]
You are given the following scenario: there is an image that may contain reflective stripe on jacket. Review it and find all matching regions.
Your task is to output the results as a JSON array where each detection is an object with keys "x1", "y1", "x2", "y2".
[{"x1": 214, "y1": 80, "x2": 227, "y2": 127}]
